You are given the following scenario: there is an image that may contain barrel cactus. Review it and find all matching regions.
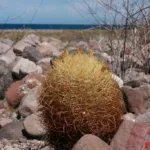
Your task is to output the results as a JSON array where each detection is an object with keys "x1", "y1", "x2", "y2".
[{"x1": 38, "y1": 50, "x2": 125, "y2": 149}]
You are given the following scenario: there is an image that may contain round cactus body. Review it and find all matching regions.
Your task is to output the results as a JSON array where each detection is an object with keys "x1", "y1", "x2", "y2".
[{"x1": 38, "y1": 50, "x2": 125, "y2": 149}]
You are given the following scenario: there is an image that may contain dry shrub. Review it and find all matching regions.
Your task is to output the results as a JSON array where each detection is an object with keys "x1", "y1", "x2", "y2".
[{"x1": 38, "y1": 50, "x2": 125, "y2": 150}]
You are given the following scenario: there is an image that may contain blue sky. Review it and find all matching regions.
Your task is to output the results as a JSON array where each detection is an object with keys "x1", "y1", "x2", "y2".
[{"x1": 0, "y1": 0, "x2": 95, "y2": 24}]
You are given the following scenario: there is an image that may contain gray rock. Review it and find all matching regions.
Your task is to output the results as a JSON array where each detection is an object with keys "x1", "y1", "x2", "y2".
[
  {"x1": 124, "y1": 69, "x2": 146, "y2": 83},
  {"x1": 13, "y1": 34, "x2": 40, "y2": 56},
  {"x1": 4, "y1": 145, "x2": 16, "y2": 150},
  {"x1": 72, "y1": 134, "x2": 110, "y2": 150},
  {"x1": 0, "y1": 121, "x2": 24, "y2": 140},
  {"x1": 22, "y1": 46, "x2": 43, "y2": 63},
  {"x1": 0, "y1": 42, "x2": 11, "y2": 55},
  {"x1": 0, "y1": 118, "x2": 13, "y2": 127},
  {"x1": 23, "y1": 113, "x2": 46, "y2": 137},
  {"x1": 124, "y1": 80, "x2": 141, "y2": 88},
  {"x1": 13, "y1": 40, "x2": 30, "y2": 56},
  {"x1": 12, "y1": 58, "x2": 42, "y2": 79},
  {"x1": 0, "y1": 60, "x2": 13, "y2": 99},
  {"x1": 36, "y1": 42, "x2": 61, "y2": 57},
  {"x1": 122, "y1": 86, "x2": 146, "y2": 115},
  {"x1": 66, "y1": 41, "x2": 78, "y2": 47},
  {"x1": 47, "y1": 37, "x2": 65, "y2": 50},
  {"x1": 77, "y1": 41, "x2": 88, "y2": 49},
  {"x1": 135, "y1": 109, "x2": 150, "y2": 125},
  {"x1": 0, "y1": 49, "x2": 16, "y2": 64},
  {"x1": 18, "y1": 86, "x2": 40, "y2": 117},
  {"x1": 36, "y1": 58, "x2": 50, "y2": 72},
  {"x1": 0, "y1": 39, "x2": 13, "y2": 46}
]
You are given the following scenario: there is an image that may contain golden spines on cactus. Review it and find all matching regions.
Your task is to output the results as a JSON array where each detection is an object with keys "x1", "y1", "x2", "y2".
[{"x1": 38, "y1": 49, "x2": 125, "y2": 150}]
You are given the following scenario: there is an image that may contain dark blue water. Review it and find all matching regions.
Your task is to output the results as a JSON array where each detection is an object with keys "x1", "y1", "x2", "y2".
[
  {"x1": 0, "y1": 24, "x2": 100, "y2": 30},
  {"x1": 0, "y1": 24, "x2": 132, "y2": 30}
]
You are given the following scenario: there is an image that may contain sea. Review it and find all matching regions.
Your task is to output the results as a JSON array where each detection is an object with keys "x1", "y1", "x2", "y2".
[{"x1": 0, "y1": 24, "x2": 124, "y2": 30}]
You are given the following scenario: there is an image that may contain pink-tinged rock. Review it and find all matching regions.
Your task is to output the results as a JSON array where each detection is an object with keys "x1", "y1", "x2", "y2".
[
  {"x1": 123, "y1": 113, "x2": 135, "y2": 121},
  {"x1": 111, "y1": 120, "x2": 134, "y2": 150},
  {"x1": 0, "y1": 101, "x2": 5, "y2": 109},
  {"x1": 0, "y1": 109, "x2": 5, "y2": 115},
  {"x1": 0, "y1": 118, "x2": 12, "y2": 127},
  {"x1": 41, "y1": 146, "x2": 55, "y2": 150},
  {"x1": 0, "y1": 142, "x2": 4, "y2": 149},
  {"x1": 135, "y1": 109, "x2": 150, "y2": 125},
  {"x1": 139, "y1": 84, "x2": 150, "y2": 100},
  {"x1": 111, "y1": 120, "x2": 150, "y2": 150},
  {"x1": 5, "y1": 81, "x2": 24, "y2": 107},
  {"x1": 72, "y1": 134, "x2": 111, "y2": 150},
  {"x1": 127, "y1": 123, "x2": 150, "y2": 150},
  {"x1": 122, "y1": 86, "x2": 146, "y2": 115},
  {"x1": 23, "y1": 74, "x2": 44, "y2": 89},
  {"x1": 37, "y1": 57, "x2": 51, "y2": 73},
  {"x1": 36, "y1": 42, "x2": 61, "y2": 57}
]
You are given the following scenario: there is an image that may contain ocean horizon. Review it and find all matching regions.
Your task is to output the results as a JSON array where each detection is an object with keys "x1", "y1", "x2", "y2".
[{"x1": 0, "y1": 24, "x2": 128, "y2": 30}]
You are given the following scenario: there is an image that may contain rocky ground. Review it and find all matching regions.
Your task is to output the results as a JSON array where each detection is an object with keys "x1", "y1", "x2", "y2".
[{"x1": 0, "y1": 33, "x2": 150, "y2": 150}]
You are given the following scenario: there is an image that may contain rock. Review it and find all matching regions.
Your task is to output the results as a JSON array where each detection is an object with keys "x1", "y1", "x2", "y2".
[
  {"x1": 5, "y1": 74, "x2": 43, "y2": 107},
  {"x1": 0, "y1": 108, "x2": 5, "y2": 115},
  {"x1": 0, "y1": 49, "x2": 16, "y2": 64},
  {"x1": 67, "y1": 41, "x2": 78, "y2": 47},
  {"x1": 41, "y1": 146, "x2": 55, "y2": 150},
  {"x1": 0, "y1": 121, "x2": 24, "y2": 140},
  {"x1": 37, "y1": 58, "x2": 51, "y2": 73},
  {"x1": 23, "y1": 113, "x2": 46, "y2": 137},
  {"x1": 111, "y1": 120, "x2": 150, "y2": 150},
  {"x1": 111, "y1": 120, "x2": 134, "y2": 150},
  {"x1": 0, "y1": 101, "x2": 5, "y2": 109},
  {"x1": 0, "y1": 39, "x2": 13, "y2": 46},
  {"x1": 4, "y1": 145, "x2": 16, "y2": 150},
  {"x1": 124, "y1": 80, "x2": 141, "y2": 88},
  {"x1": 122, "y1": 86, "x2": 146, "y2": 115},
  {"x1": 0, "y1": 118, "x2": 13, "y2": 127},
  {"x1": 139, "y1": 84, "x2": 150, "y2": 100},
  {"x1": 0, "y1": 60, "x2": 13, "y2": 99},
  {"x1": 0, "y1": 142, "x2": 4, "y2": 149},
  {"x1": 100, "y1": 52, "x2": 112, "y2": 63},
  {"x1": 22, "y1": 74, "x2": 43, "y2": 89},
  {"x1": 18, "y1": 86, "x2": 40, "y2": 117},
  {"x1": 124, "y1": 69, "x2": 146, "y2": 83},
  {"x1": 36, "y1": 42, "x2": 61, "y2": 57},
  {"x1": 123, "y1": 113, "x2": 135, "y2": 122},
  {"x1": 72, "y1": 134, "x2": 111, "y2": 150},
  {"x1": 5, "y1": 80, "x2": 24, "y2": 107},
  {"x1": 139, "y1": 84, "x2": 150, "y2": 109},
  {"x1": 112, "y1": 74, "x2": 123, "y2": 88},
  {"x1": 77, "y1": 41, "x2": 88, "y2": 49},
  {"x1": 143, "y1": 58, "x2": 150, "y2": 74},
  {"x1": 47, "y1": 37, "x2": 65, "y2": 50},
  {"x1": 12, "y1": 58, "x2": 42, "y2": 79},
  {"x1": 22, "y1": 46, "x2": 43, "y2": 63},
  {"x1": 127, "y1": 123, "x2": 150, "y2": 150},
  {"x1": 13, "y1": 41, "x2": 30, "y2": 56},
  {"x1": 13, "y1": 34, "x2": 40, "y2": 56},
  {"x1": 135, "y1": 109, "x2": 150, "y2": 125},
  {"x1": 0, "y1": 42, "x2": 11, "y2": 55}
]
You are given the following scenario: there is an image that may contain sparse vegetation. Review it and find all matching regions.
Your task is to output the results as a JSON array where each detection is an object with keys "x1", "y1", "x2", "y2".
[{"x1": 0, "y1": 29, "x2": 111, "y2": 42}]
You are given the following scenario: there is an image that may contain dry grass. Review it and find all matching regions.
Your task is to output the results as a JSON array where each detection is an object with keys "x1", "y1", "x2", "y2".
[
  {"x1": 38, "y1": 50, "x2": 125, "y2": 150},
  {"x1": 0, "y1": 29, "x2": 111, "y2": 42}
]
